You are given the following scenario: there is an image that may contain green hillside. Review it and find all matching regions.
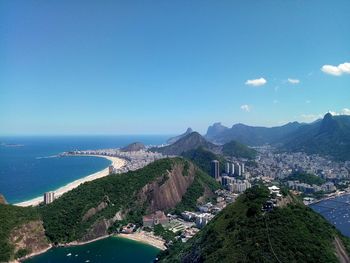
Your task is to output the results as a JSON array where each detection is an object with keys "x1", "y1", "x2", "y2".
[
  {"x1": 0, "y1": 204, "x2": 40, "y2": 262},
  {"x1": 181, "y1": 147, "x2": 226, "y2": 175},
  {"x1": 222, "y1": 140, "x2": 257, "y2": 159},
  {"x1": 40, "y1": 158, "x2": 219, "y2": 244},
  {"x1": 282, "y1": 114, "x2": 350, "y2": 160},
  {"x1": 158, "y1": 185, "x2": 350, "y2": 263}
]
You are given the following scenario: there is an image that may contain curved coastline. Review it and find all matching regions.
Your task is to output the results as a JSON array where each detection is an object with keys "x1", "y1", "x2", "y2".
[{"x1": 15, "y1": 155, "x2": 126, "y2": 207}]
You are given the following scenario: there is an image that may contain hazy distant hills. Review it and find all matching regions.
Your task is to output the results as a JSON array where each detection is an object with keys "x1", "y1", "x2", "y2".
[
  {"x1": 205, "y1": 121, "x2": 303, "y2": 145},
  {"x1": 282, "y1": 113, "x2": 350, "y2": 160},
  {"x1": 204, "y1": 114, "x2": 350, "y2": 160},
  {"x1": 121, "y1": 142, "x2": 146, "y2": 152},
  {"x1": 153, "y1": 132, "x2": 221, "y2": 156},
  {"x1": 154, "y1": 132, "x2": 256, "y2": 160},
  {"x1": 167, "y1": 128, "x2": 193, "y2": 144}
]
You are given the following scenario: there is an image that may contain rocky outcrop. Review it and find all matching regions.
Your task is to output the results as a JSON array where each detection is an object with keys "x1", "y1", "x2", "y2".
[
  {"x1": 80, "y1": 210, "x2": 124, "y2": 242},
  {"x1": 9, "y1": 220, "x2": 50, "y2": 259},
  {"x1": 121, "y1": 142, "x2": 146, "y2": 152},
  {"x1": 138, "y1": 162, "x2": 196, "y2": 213},
  {"x1": 80, "y1": 218, "x2": 113, "y2": 242},
  {"x1": 0, "y1": 193, "x2": 7, "y2": 204},
  {"x1": 82, "y1": 201, "x2": 108, "y2": 221}
]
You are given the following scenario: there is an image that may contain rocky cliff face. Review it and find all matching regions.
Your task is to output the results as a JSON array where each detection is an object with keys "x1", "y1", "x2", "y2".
[
  {"x1": 0, "y1": 194, "x2": 7, "y2": 204},
  {"x1": 138, "y1": 162, "x2": 196, "y2": 213},
  {"x1": 9, "y1": 220, "x2": 50, "y2": 259}
]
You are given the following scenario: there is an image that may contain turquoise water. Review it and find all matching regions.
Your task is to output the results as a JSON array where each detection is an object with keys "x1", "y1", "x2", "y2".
[
  {"x1": 24, "y1": 237, "x2": 160, "y2": 263},
  {"x1": 0, "y1": 136, "x2": 168, "y2": 203}
]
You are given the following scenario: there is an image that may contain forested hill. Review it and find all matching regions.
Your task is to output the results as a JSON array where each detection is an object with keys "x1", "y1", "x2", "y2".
[
  {"x1": 0, "y1": 158, "x2": 220, "y2": 261},
  {"x1": 282, "y1": 113, "x2": 350, "y2": 160},
  {"x1": 158, "y1": 185, "x2": 350, "y2": 263},
  {"x1": 40, "y1": 158, "x2": 219, "y2": 244}
]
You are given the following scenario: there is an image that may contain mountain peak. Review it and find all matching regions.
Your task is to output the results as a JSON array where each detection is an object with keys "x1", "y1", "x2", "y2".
[{"x1": 167, "y1": 128, "x2": 194, "y2": 144}]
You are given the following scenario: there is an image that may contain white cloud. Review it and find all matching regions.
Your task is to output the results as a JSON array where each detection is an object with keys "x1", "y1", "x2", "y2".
[
  {"x1": 321, "y1": 62, "x2": 350, "y2": 76},
  {"x1": 301, "y1": 108, "x2": 350, "y2": 122},
  {"x1": 240, "y1": 104, "x2": 251, "y2": 112},
  {"x1": 287, "y1": 78, "x2": 300, "y2": 84},
  {"x1": 328, "y1": 108, "x2": 350, "y2": 116},
  {"x1": 245, "y1": 77, "x2": 267, "y2": 87}
]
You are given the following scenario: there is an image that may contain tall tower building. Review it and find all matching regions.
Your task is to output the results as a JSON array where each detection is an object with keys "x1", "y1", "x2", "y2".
[
  {"x1": 225, "y1": 162, "x2": 230, "y2": 174},
  {"x1": 241, "y1": 163, "x2": 245, "y2": 174},
  {"x1": 236, "y1": 163, "x2": 242, "y2": 176},
  {"x1": 109, "y1": 165, "x2": 114, "y2": 175},
  {"x1": 211, "y1": 160, "x2": 220, "y2": 180},
  {"x1": 230, "y1": 163, "x2": 235, "y2": 176},
  {"x1": 44, "y1": 192, "x2": 55, "y2": 204}
]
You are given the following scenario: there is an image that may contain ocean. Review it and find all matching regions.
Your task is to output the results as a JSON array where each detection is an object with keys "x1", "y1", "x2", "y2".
[
  {"x1": 310, "y1": 194, "x2": 350, "y2": 238},
  {"x1": 0, "y1": 135, "x2": 168, "y2": 204},
  {"x1": 24, "y1": 236, "x2": 160, "y2": 263}
]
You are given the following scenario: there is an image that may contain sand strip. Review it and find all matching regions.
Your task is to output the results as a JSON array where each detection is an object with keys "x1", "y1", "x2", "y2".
[
  {"x1": 117, "y1": 231, "x2": 166, "y2": 250},
  {"x1": 15, "y1": 155, "x2": 126, "y2": 207}
]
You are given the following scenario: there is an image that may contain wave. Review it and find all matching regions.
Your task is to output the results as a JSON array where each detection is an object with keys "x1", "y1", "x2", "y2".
[{"x1": 36, "y1": 155, "x2": 59, "y2": 160}]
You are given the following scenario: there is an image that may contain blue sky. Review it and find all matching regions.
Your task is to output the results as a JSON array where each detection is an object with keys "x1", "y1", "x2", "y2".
[{"x1": 1, "y1": 0, "x2": 350, "y2": 135}]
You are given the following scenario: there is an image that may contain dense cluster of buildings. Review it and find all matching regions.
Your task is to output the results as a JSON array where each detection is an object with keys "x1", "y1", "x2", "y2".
[
  {"x1": 252, "y1": 146, "x2": 350, "y2": 181},
  {"x1": 64, "y1": 148, "x2": 165, "y2": 173},
  {"x1": 211, "y1": 160, "x2": 252, "y2": 193},
  {"x1": 286, "y1": 180, "x2": 336, "y2": 194}
]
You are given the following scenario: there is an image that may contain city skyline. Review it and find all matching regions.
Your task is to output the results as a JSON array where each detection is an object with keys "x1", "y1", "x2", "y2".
[{"x1": 1, "y1": 0, "x2": 350, "y2": 135}]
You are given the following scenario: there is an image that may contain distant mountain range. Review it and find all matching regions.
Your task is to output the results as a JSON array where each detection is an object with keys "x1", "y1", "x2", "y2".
[
  {"x1": 204, "y1": 114, "x2": 350, "y2": 160},
  {"x1": 205, "y1": 121, "x2": 303, "y2": 145},
  {"x1": 153, "y1": 132, "x2": 221, "y2": 156},
  {"x1": 153, "y1": 132, "x2": 256, "y2": 159},
  {"x1": 281, "y1": 113, "x2": 350, "y2": 160}
]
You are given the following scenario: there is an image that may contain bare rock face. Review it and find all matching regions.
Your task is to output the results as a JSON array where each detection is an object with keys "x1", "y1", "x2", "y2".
[
  {"x1": 9, "y1": 220, "x2": 50, "y2": 258},
  {"x1": 80, "y1": 218, "x2": 113, "y2": 242},
  {"x1": 0, "y1": 193, "x2": 7, "y2": 204},
  {"x1": 82, "y1": 201, "x2": 108, "y2": 221},
  {"x1": 138, "y1": 162, "x2": 196, "y2": 213}
]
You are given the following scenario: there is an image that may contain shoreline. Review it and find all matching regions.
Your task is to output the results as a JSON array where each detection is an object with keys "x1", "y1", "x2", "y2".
[
  {"x1": 116, "y1": 231, "x2": 166, "y2": 250},
  {"x1": 19, "y1": 233, "x2": 164, "y2": 262},
  {"x1": 15, "y1": 155, "x2": 126, "y2": 207}
]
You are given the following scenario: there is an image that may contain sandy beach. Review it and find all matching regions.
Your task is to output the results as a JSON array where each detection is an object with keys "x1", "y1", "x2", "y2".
[
  {"x1": 117, "y1": 231, "x2": 166, "y2": 250},
  {"x1": 15, "y1": 155, "x2": 126, "y2": 207}
]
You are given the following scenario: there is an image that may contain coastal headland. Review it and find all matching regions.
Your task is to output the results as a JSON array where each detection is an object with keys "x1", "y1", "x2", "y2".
[{"x1": 15, "y1": 155, "x2": 126, "y2": 207}]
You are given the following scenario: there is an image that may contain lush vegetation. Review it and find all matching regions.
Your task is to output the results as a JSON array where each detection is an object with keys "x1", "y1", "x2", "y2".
[
  {"x1": 181, "y1": 147, "x2": 226, "y2": 175},
  {"x1": 222, "y1": 140, "x2": 257, "y2": 159},
  {"x1": 153, "y1": 224, "x2": 176, "y2": 242},
  {"x1": 286, "y1": 172, "x2": 326, "y2": 186},
  {"x1": 39, "y1": 158, "x2": 219, "y2": 244},
  {"x1": 158, "y1": 185, "x2": 350, "y2": 263},
  {"x1": 283, "y1": 114, "x2": 350, "y2": 161},
  {"x1": 40, "y1": 158, "x2": 175, "y2": 243},
  {"x1": 0, "y1": 204, "x2": 40, "y2": 262},
  {"x1": 173, "y1": 169, "x2": 220, "y2": 214}
]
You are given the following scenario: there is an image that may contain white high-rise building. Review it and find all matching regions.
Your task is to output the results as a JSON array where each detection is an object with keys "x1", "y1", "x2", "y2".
[
  {"x1": 225, "y1": 162, "x2": 230, "y2": 174},
  {"x1": 241, "y1": 163, "x2": 245, "y2": 174},
  {"x1": 44, "y1": 192, "x2": 55, "y2": 204},
  {"x1": 230, "y1": 163, "x2": 235, "y2": 176},
  {"x1": 236, "y1": 163, "x2": 242, "y2": 176}
]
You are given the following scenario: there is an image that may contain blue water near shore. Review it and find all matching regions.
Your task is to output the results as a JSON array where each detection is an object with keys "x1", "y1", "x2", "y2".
[
  {"x1": 310, "y1": 194, "x2": 350, "y2": 238},
  {"x1": 24, "y1": 236, "x2": 160, "y2": 263},
  {"x1": 0, "y1": 135, "x2": 168, "y2": 204}
]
